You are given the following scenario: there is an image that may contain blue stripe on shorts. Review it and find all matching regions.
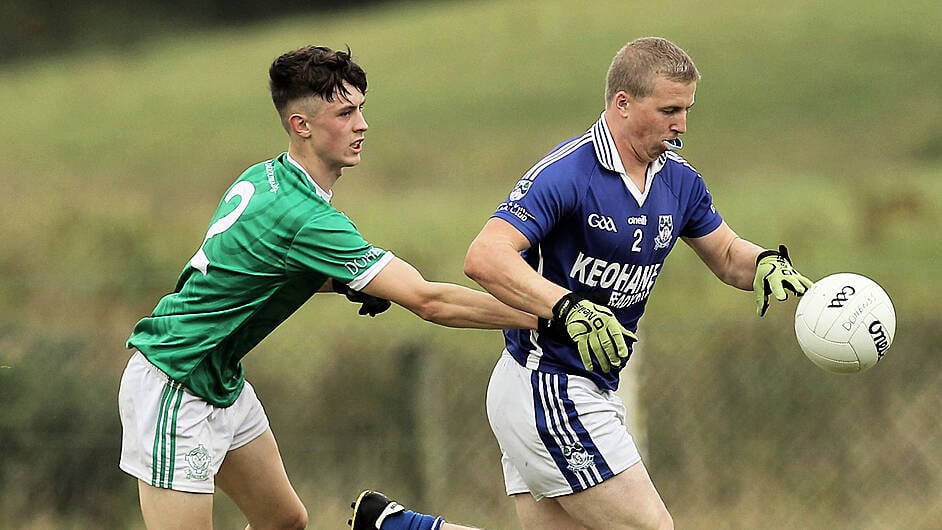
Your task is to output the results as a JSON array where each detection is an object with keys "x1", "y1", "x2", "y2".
[{"x1": 531, "y1": 371, "x2": 613, "y2": 492}]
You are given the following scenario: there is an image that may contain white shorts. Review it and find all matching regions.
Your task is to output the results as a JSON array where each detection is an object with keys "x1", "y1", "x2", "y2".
[
  {"x1": 118, "y1": 351, "x2": 269, "y2": 493},
  {"x1": 486, "y1": 351, "x2": 641, "y2": 500}
]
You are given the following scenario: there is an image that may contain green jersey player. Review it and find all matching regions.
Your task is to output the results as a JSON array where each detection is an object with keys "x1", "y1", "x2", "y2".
[{"x1": 118, "y1": 45, "x2": 538, "y2": 530}]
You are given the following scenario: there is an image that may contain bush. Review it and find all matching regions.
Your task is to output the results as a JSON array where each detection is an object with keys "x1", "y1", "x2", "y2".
[{"x1": 0, "y1": 326, "x2": 137, "y2": 528}]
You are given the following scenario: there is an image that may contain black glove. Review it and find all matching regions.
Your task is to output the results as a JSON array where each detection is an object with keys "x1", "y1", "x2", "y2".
[
  {"x1": 331, "y1": 281, "x2": 391, "y2": 317},
  {"x1": 538, "y1": 291, "x2": 615, "y2": 343},
  {"x1": 538, "y1": 291, "x2": 614, "y2": 344},
  {"x1": 538, "y1": 313, "x2": 575, "y2": 344}
]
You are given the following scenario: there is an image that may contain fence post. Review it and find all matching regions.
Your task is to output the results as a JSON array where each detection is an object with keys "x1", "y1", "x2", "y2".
[
  {"x1": 413, "y1": 345, "x2": 447, "y2": 509},
  {"x1": 616, "y1": 343, "x2": 647, "y2": 459}
]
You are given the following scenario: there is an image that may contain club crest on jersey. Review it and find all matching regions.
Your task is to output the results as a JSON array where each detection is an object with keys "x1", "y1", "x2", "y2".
[
  {"x1": 654, "y1": 215, "x2": 673, "y2": 250},
  {"x1": 562, "y1": 442, "x2": 595, "y2": 472},
  {"x1": 509, "y1": 179, "x2": 532, "y2": 201}
]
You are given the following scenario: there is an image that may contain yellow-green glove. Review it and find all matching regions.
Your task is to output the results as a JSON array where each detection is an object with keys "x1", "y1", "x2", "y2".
[
  {"x1": 753, "y1": 245, "x2": 814, "y2": 316},
  {"x1": 551, "y1": 293, "x2": 637, "y2": 373}
]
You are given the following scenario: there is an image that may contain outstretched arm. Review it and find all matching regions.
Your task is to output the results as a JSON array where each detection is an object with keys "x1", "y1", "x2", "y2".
[
  {"x1": 358, "y1": 256, "x2": 536, "y2": 330},
  {"x1": 684, "y1": 221, "x2": 813, "y2": 315},
  {"x1": 683, "y1": 221, "x2": 763, "y2": 290}
]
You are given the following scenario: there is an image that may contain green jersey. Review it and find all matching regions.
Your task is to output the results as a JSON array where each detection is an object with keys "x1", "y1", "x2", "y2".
[{"x1": 128, "y1": 153, "x2": 392, "y2": 407}]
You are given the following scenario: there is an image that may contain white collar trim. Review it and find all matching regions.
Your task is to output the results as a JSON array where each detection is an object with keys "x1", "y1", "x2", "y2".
[
  {"x1": 591, "y1": 113, "x2": 667, "y2": 206},
  {"x1": 286, "y1": 153, "x2": 333, "y2": 203}
]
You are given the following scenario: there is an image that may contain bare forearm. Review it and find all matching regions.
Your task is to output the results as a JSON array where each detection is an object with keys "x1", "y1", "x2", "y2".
[
  {"x1": 685, "y1": 223, "x2": 764, "y2": 290},
  {"x1": 464, "y1": 240, "x2": 566, "y2": 319},
  {"x1": 414, "y1": 282, "x2": 537, "y2": 329},
  {"x1": 724, "y1": 237, "x2": 764, "y2": 289},
  {"x1": 359, "y1": 257, "x2": 535, "y2": 329}
]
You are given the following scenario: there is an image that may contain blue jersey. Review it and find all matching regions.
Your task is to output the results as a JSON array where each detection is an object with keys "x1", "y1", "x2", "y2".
[{"x1": 492, "y1": 115, "x2": 723, "y2": 391}]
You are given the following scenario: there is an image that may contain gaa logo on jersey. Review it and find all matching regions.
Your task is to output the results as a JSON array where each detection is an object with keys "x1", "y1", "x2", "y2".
[
  {"x1": 509, "y1": 179, "x2": 532, "y2": 201},
  {"x1": 654, "y1": 215, "x2": 673, "y2": 250},
  {"x1": 587, "y1": 213, "x2": 618, "y2": 233}
]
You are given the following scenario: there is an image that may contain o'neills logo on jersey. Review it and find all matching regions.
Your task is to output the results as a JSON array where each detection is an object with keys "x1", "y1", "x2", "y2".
[
  {"x1": 345, "y1": 247, "x2": 384, "y2": 275},
  {"x1": 569, "y1": 251, "x2": 661, "y2": 308}
]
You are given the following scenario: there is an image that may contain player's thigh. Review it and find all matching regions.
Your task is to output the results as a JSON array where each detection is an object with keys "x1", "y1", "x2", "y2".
[
  {"x1": 555, "y1": 461, "x2": 672, "y2": 530},
  {"x1": 215, "y1": 427, "x2": 307, "y2": 530},
  {"x1": 138, "y1": 480, "x2": 214, "y2": 530},
  {"x1": 513, "y1": 493, "x2": 588, "y2": 530}
]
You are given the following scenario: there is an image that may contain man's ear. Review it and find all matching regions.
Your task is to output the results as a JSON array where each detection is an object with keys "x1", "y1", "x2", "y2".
[
  {"x1": 288, "y1": 113, "x2": 312, "y2": 138},
  {"x1": 615, "y1": 92, "x2": 630, "y2": 113}
]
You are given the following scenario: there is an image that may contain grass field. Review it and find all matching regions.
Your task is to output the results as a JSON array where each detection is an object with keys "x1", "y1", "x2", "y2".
[
  {"x1": 0, "y1": 0, "x2": 940, "y2": 527},
  {"x1": 1, "y1": 0, "x2": 939, "y2": 319}
]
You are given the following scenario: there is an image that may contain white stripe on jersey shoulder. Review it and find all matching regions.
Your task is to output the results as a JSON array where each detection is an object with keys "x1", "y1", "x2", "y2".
[
  {"x1": 520, "y1": 133, "x2": 593, "y2": 183},
  {"x1": 665, "y1": 151, "x2": 697, "y2": 172}
]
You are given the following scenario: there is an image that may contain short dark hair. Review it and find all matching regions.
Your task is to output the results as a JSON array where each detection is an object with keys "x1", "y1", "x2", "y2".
[{"x1": 268, "y1": 45, "x2": 368, "y2": 117}]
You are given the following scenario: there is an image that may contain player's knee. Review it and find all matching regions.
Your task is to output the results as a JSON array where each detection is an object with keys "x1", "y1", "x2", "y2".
[
  {"x1": 651, "y1": 505, "x2": 673, "y2": 530},
  {"x1": 289, "y1": 504, "x2": 309, "y2": 529},
  {"x1": 272, "y1": 503, "x2": 308, "y2": 529},
  {"x1": 618, "y1": 500, "x2": 672, "y2": 530},
  {"x1": 609, "y1": 507, "x2": 672, "y2": 530}
]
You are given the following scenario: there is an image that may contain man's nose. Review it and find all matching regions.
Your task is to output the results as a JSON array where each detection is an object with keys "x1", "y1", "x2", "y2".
[{"x1": 673, "y1": 111, "x2": 687, "y2": 134}]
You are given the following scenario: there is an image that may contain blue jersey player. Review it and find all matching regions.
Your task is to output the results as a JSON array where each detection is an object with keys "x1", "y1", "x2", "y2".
[{"x1": 465, "y1": 37, "x2": 813, "y2": 530}]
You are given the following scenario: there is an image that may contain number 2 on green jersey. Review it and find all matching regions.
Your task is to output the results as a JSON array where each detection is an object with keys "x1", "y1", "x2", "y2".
[{"x1": 190, "y1": 181, "x2": 256, "y2": 274}]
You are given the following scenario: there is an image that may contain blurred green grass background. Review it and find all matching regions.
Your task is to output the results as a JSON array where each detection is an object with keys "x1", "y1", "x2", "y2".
[{"x1": 0, "y1": 0, "x2": 940, "y2": 527}]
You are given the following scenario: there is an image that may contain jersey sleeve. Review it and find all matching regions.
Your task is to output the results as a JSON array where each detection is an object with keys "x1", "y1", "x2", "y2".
[
  {"x1": 285, "y1": 209, "x2": 393, "y2": 289},
  {"x1": 491, "y1": 161, "x2": 581, "y2": 246},
  {"x1": 680, "y1": 173, "x2": 723, "y2": 238}
]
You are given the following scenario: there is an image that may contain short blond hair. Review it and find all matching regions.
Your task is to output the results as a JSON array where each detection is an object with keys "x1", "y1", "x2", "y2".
[{"x1": 605, "y1": 37, "x2": 700, "y2": 105}]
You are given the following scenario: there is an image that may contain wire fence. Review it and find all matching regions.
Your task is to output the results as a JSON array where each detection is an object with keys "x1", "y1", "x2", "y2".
[{"x1": 1, "y1": 314, "x2": 938, "y2": 529}]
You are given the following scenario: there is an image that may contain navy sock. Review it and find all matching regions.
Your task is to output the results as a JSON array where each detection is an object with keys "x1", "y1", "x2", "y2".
[{"x1": 380, "y1": 509, "x2": 444, "y2": 530}]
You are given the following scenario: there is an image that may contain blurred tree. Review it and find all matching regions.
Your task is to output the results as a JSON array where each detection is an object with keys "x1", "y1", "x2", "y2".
[
  {"x1": 0, "y1": 325, "x2": 135, "y2": 527},
  {"x1": 0, "y1": 0, "x2": 404, "y2": 63}
]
